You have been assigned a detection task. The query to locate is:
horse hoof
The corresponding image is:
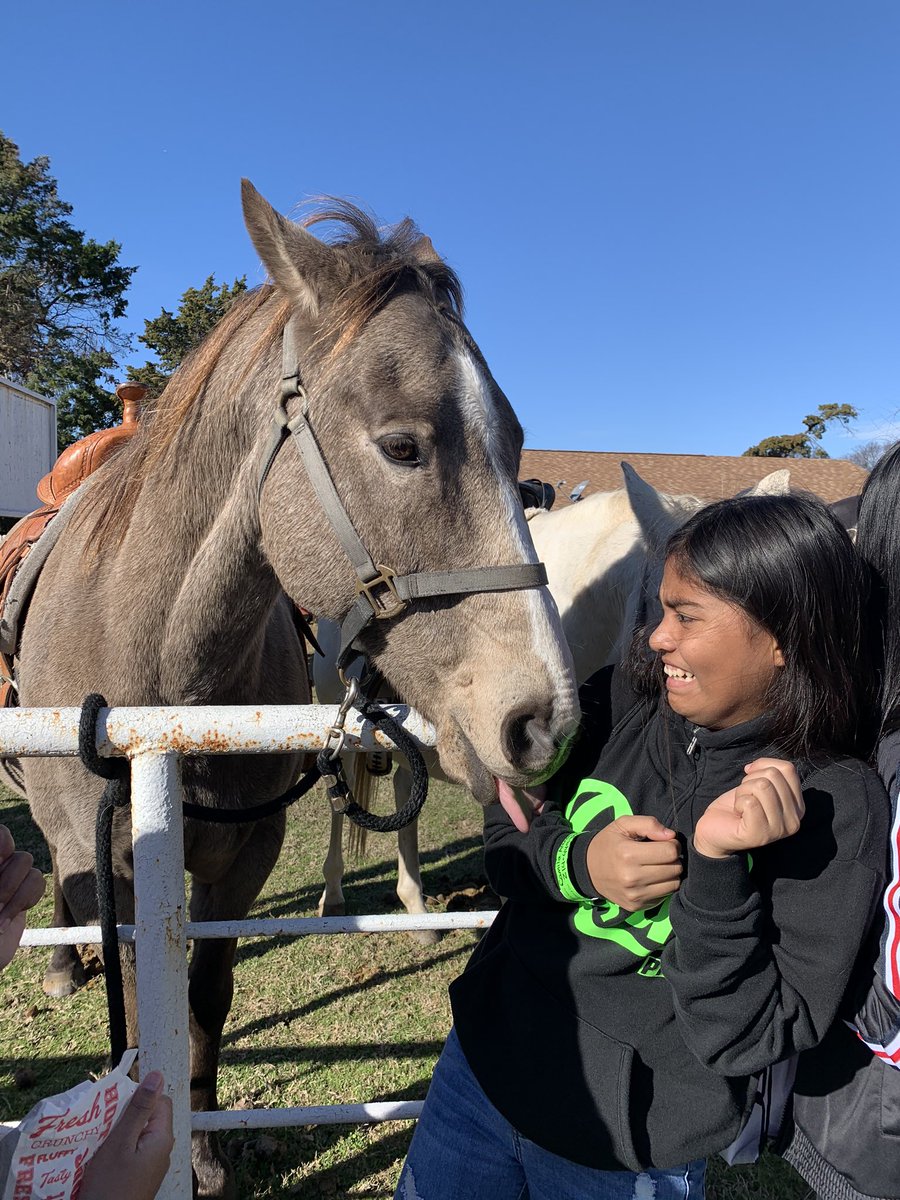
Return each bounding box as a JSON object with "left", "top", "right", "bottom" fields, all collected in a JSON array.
[
  {"left": 317, "top": 901, "right": 346, "bottom": 917},
  {"left": 408, "top": 927, "right": 443, "bottom": 948},
  {"left": 192, "top": 1132, "right": 236, "bottom": 1200},
  {"left": 42, "top": 963, "right": 85, "bottom": 998}
]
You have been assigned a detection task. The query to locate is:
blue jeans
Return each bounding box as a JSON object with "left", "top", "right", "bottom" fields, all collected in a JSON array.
[{"left": 395, "top": 1028, "right": 706, "bottom": 1200}]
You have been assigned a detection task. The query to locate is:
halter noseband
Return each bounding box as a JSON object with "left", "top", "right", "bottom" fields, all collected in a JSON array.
[{"left": 257, "top": 324, "right": 548, "bottom": 669}]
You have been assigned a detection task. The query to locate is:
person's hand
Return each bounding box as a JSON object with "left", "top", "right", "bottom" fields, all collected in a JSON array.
[
  {"left": 80, "top": 1071, "right": 174, "bottom": 1200},
  {"left": 586, "top": 816, "right": 682, "bottom": 911},
  {"left": 693, "top": 758, "right": 804, "bottom": 859},
  {"left": 0, "top": 824, "right": 46, "bottom": 969}
]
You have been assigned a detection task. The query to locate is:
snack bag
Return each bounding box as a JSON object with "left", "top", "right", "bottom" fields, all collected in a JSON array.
[{"left": 1, "top": 1050, "right": 138, "bottom": 1199}]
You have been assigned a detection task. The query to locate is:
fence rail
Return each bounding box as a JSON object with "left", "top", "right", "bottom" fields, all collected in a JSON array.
[{"left": 1, "top": 704, "right": 496, "bottom": 1200}]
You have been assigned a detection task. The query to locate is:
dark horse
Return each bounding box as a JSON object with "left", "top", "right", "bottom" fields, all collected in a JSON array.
[{"left": 15, "top": 182, "right": 579, "bottom": 1195}]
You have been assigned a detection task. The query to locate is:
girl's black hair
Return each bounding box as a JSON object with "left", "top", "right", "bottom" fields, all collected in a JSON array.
[
  {"left": 855, "top": 443, "right": 900, "bottom": 736},
  {"left": 631, "top": 492, "right": 876, "bottom": 759}
]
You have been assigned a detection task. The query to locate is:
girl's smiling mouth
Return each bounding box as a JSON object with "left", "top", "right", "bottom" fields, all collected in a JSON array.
[{"left": 663, "top": 662, "right": 695, "bottom": 684}]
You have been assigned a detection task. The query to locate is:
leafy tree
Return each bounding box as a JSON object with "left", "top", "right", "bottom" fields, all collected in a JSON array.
[
  {"left": 742, "top": 404, "right": 858, "bottom": 458},
  {"left": 128, "top": 275, "right": 247, "bottom": 396},
  {"left": 0, "top": 131, "right": 135, "bottom": 448},
  {"left": 843, "top": 438, "right": 894, "bottom": 470}
]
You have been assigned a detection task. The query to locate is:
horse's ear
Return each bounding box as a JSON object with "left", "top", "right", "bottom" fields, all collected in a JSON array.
[
  {"left": 411, "top": 234, "right": 442, "bottom": 265},
  {"left": 622, "top": 462, "right": 664, "bottom": 529},
  {"left": 621, "top": 462, "right": 680, "bottom": 555},
  {"left": 241, "top": 180, "right": 336, "bottom": 317},
  {"left": 740, "top": 469, "right": 791, "bottom": 496}
]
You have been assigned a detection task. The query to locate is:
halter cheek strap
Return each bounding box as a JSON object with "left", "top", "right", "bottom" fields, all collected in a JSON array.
[{"left": 258, "top": 324, "right": 548, "bottom": 669}]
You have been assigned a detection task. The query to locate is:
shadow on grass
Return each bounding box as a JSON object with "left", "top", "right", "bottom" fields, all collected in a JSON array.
[
  {"left": 227, "top": 1117, "right": 418, "bottom": 1199},
  {"left": 225, "top": 1071, "right": 448, "bottom": 1198},
  {"left": 226, "top": 943, "right": 470, "bottom": 1043},
  {"left": 296, "top": 1126, "right": 414, "bottom": 1199},
  {"left": 0, "top": 1053, "right": 108, "bottom": 1120},
  {"left": 220, "top": 1040, "right": 444, "bottom": 1073},
  {"left": 252, "top": 834, "right": 486, "bottom": 923}
]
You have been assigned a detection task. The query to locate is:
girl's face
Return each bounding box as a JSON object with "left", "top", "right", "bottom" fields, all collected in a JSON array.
[{"left": 648, "top": 560, "right": 784, "bottom": 730}]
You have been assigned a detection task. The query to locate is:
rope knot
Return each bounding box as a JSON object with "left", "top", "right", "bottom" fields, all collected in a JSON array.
[{"left": 78, "top": 693, "right": 128, "bottom": 787}]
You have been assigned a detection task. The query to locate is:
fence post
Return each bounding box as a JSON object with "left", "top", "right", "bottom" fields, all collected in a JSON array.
[{"left": 131, "top": 750, "right": 192, "bottom": 1200}]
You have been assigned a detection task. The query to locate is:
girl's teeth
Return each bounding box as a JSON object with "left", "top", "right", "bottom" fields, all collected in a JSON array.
[{"left": 665, "top": 665, "right": 695, "bottom": 681}]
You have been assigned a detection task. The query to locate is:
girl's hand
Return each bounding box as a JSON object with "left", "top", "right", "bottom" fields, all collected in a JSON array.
[
  {"left": 587, "top": 816, "right": 682, "bottom": 911},
  {"left": 693, "top": 759, "right": 804, "bottom": 859},
  {"left": 0, "top": 825, "right": 46, "bottom": 969},
  {"left": 80, "top": 1071, "right": 174, "bottom": 1200}
]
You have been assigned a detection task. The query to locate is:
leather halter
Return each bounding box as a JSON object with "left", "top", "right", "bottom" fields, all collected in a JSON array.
[{"left": 257, "top": 324, "right": 548, "bottom": 669}]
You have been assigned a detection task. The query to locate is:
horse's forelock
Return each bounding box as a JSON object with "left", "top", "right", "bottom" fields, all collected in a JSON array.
[{"left": 299, "top": 198, "right": 463, "bottom": 358}]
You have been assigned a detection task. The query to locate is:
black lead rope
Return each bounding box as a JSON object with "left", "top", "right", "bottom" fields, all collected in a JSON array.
[
  {"left": 78, "top": 691, "right": 429, "bottom": 1059},
  {"left": 319, "top": 698, "right": 429, "bottom": 833},
  {"left": 181, "top": 767, "right": 323, "bottom": 822},
  {"left": 78, "top": 693, "right": 130, "bottom": 1067}
]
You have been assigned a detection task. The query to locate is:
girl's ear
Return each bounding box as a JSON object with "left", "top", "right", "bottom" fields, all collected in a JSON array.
[{"left": 773, "top": 643, "right": 785, "bottom": 667}]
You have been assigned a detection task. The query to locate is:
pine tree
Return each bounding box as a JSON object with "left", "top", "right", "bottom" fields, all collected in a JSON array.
[
  {"left": 0, "top": 131, "right": 135, "bottom": 448},
  {"left": 128, "top": 275, "right": 247, "bottom": 396},
  {"left": 743, "top": 404, "right": 858, "bottom": 458}
]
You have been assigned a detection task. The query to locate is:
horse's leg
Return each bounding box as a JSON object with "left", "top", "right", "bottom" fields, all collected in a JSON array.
[
  {"left": 42, "top": 861, "right": 86, "bottom": 998},
  {"left": 393, "top": 764, "right": 441, "bottom": 947},
  {"left": 186, "top": 818, "right": 284, "bottom": 1200},
  {"left": 317, "top": 810, "right": 346, "bottom": 917},
  {"left": 187, "top": 924, "right": 238, "bottom": 1200}
]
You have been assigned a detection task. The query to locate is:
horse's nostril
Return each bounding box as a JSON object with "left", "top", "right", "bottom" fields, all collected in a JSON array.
[
  {"left": 501, "top": 704, "right": 555, "bottom": 770},
  {"left": 503, "top": 712, "right": 533, "bottom": 765}
]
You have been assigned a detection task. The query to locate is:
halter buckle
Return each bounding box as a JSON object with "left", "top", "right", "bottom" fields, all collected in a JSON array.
[{"left": 357, "top": 565, "right": 407, "bottom": 620}]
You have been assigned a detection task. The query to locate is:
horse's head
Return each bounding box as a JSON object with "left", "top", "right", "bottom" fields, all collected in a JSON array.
[{"left": 243, "top": 184, "right": 578, "bottom": 801}]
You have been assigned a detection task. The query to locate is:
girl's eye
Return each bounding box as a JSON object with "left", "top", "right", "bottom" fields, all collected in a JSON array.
[
  {"left": 379, "top": 435, "right": 421, "bottom": 466},
  {"left": 675, "top": 612, "right": 694, "bottom": 624}
]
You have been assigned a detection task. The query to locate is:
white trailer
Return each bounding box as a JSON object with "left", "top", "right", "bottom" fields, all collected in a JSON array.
[{"left": 0, "top": 376, "right": 57, "bottom": 521}]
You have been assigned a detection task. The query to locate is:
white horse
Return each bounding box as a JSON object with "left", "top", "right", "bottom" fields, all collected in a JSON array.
[{"left": 314, "top": 464, "right": 791, "bottom": 940}]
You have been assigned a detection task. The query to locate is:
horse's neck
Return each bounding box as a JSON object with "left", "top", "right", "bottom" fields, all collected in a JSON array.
[
  {"left": 532, "top": 491, "right": 634, "bottom": 605},
  {"left": 531, "top": 495, "right": 647, "bottom": 682},
  {"left": 158, "top": 461, "right": 283, "bottom": 702},
  {"left": 119, "top": 397, "right": 286, "bottom": 703}
]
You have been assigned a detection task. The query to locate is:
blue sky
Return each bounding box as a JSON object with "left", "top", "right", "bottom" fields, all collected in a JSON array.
[{"left": 4, "top": 1, "right": 898, "bottom": 456}]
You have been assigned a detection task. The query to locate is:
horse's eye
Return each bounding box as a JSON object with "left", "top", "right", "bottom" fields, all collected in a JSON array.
[{"left": 379, "top": 435, "right": 421, "bottom": 466}]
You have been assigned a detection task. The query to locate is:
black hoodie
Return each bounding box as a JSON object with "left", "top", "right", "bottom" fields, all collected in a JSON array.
[{"left": 450, "top": 670, "right": 889, "bottom": 1171}]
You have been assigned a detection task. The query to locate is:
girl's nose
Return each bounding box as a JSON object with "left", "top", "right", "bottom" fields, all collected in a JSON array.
[{"left": 648, "top": 619, "right": 672, "bottom": 653}]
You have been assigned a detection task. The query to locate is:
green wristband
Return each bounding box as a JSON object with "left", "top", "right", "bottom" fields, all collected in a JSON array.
[{"left": 554, "top": 832, "right": 587, "bottom": 902}]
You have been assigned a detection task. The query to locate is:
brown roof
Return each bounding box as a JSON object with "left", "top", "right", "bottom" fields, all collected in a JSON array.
[{"left": 520, "top": 449, "right": 868, "bottom": 507}]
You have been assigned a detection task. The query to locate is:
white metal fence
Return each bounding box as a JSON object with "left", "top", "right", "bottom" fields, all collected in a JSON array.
[{"left": 1, "top": 703, "right": 498, "bottom": 1200}]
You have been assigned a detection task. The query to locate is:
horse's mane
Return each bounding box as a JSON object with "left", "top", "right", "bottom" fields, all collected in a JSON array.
[{"left": 80, "top": 200, "right": 463, "bottom": 558}]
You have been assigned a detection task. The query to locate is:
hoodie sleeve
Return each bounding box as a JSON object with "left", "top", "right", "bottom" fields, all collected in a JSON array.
[
  {"left": 483, "top": 798, "right": 601, "bottom": 903},
  {"left": 663, "top": 760, "right": 889, "bottom": 1076}
]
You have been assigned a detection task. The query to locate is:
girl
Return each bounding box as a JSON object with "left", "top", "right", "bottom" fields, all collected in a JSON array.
[
  {"left": 783, "top": 449, "right": 900, "bottom": 1200},
  {"left": 395, "top": 493, "right": 889, "bottom": 1200}
]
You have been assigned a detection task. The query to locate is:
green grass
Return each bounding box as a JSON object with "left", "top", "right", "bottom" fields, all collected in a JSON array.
[{"left": 0, "top": 778, "right": 811, "bottom": 1199}]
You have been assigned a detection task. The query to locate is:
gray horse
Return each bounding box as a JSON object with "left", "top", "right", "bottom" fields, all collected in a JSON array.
[{"left": 15, "top": 183, "right": 578, "bottom": 1197}]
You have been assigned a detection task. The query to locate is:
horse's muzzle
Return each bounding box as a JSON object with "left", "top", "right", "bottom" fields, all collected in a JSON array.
[{"left": 501, "top": 703, "right": 577, "bottom": 777}]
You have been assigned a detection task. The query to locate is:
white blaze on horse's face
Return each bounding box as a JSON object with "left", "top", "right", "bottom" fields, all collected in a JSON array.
[
  {"left": 422, "top": 348, "right": 579, "bottom": 799},
  {"left": 456, "top": 348, "right": 575, "bottom": 695}
]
